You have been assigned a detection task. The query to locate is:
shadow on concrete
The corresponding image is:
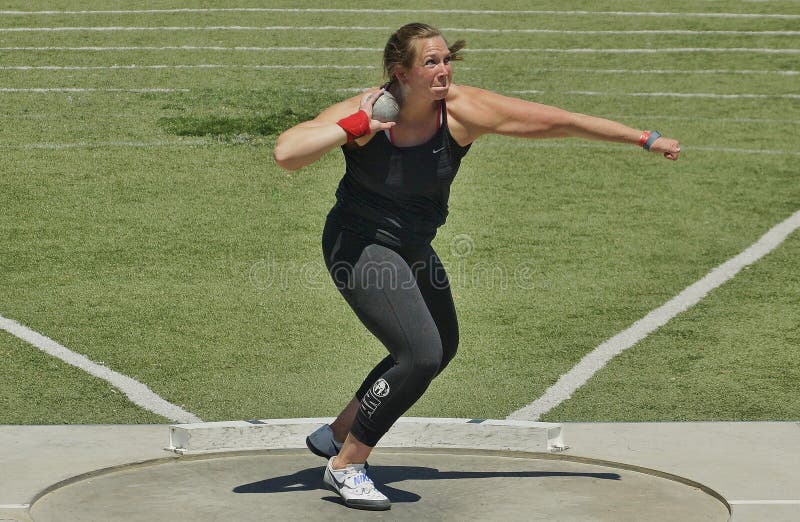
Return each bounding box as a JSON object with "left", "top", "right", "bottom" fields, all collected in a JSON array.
[{"left": 233, "top": 465, "right": 621, "bottom": 504}]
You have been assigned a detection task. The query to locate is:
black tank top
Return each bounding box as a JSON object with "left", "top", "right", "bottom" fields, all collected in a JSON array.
[{"left": 331, "top": 101, "right": 471, "bottom": 246}]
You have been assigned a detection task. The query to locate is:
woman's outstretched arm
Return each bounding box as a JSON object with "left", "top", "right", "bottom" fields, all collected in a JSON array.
[{"left": 450, "top": 85, "right": 681, "bottom": 160}]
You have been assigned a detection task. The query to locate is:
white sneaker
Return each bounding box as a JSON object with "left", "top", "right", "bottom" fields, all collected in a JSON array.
[
  {"left": 323, "top": 457, "right": 390, "bottom": 511},
  {"left": 306, "top": 424, "right": 342, "bottom": 459}
]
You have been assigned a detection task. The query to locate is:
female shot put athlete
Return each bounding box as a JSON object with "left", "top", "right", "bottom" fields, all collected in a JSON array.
[{"left": 274, "top": 23, "right": 680, "bottom": 510}]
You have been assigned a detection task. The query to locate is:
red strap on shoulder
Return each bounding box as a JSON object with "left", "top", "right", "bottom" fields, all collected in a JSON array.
[{"left": 337, "top": 110, "right": 370, "bottom": 142}]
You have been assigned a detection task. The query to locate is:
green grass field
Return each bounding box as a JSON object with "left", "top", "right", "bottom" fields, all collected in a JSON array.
[{"left": 1, "top": 1, "right": 798, "bottom": 425}]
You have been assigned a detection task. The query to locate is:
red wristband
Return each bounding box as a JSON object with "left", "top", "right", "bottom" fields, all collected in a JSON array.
[
  {"left": 337, "top": 110, "right": 370, "bottom": 142},
  {"left": 639, "top": 131, "right": 651, "bottom": 148}
]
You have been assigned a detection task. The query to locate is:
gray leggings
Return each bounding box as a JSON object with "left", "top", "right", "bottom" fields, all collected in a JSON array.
[{"left": 322, "top": 215, "right": 459, "bottom": 447}]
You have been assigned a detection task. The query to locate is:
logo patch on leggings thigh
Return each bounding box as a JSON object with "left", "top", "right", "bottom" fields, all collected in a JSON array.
[{"left": 360, "top": 379, "right": 390, "bottom": 418}]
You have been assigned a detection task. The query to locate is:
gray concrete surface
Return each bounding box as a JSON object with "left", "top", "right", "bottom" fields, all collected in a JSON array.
[
  {"left": 28, "top": 450, "right": 728, "bottom": 521},
  {"left": 564, "top": 422, "right": 800, "bottom": 522},
  {"left": 0, "top": 421, "right": 797, "bottom": 521}
]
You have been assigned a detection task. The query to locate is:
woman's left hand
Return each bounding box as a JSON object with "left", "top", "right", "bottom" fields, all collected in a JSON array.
[
  {"left": 360, "top": 89, "right": 396, "bottom": 126},
  {"left": 650, "top": 137, "right": 681, "bottom": 161}
]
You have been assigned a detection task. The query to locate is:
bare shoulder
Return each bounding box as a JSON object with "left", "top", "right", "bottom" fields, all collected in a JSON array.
[
  {"left": 446, "top": 84, "right": 500, "bottom": 113},
  {"left": 444, "top": 85, "right": 483, "bottom": 144},
  {"left": 447, "top": 83, "right": 569, "bottom": 141},
  {"left": 446, "top": 84, "right": 518, "bottom": 143}
]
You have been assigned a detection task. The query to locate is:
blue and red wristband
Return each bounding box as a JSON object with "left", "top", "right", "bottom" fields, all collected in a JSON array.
[{"left": 639, "top": 130, "right": 661, "bottom": 151}]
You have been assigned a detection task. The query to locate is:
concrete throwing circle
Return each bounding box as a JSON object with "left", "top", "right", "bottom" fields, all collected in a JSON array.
[{"left": 31, "top": 449, "right": 729, "bottom": 521}]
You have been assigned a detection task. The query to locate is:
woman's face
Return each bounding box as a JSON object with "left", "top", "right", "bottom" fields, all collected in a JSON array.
[{"left": 402, "top": 36, "right": 453, "bottom": 100}]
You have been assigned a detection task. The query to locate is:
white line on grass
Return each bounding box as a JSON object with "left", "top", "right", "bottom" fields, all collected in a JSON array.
[
  {"left": 3, "top": 140, "right": 798, "bottom": 157},
  {"left": 0, "top": 140, "right": 209, "bottom": 149},
  {"left": 2, "top": 65, "right": 793, "bottom": 76},
  {"left": 0, "top": 25, "right": 391, "bottom": 32},
  {"left": 4, "top": 46, "right": 798, "bottom": 54},
  {"left": 23, "top": 113, "right": 796, "bottom": 128},
  {"left": 612, "top": 113, "right": 800, "bottom": 124},
  {"left": 0, "top": 64, "right": 375, "bottom": 71},
  {"left": 632, "top": 115, "right": 800, "bottom": 124},
  {"left": 451, "top": 28, "right": 800, "bottom": 35},
  {"left": 3, "top": 26, "right": 800, "bottom": 36},
  {"left": 505, "top": 141, "right": 800, "bottom": 156},
  {"left": 468, "top": 47, "right": 800, "bottom": 54},
  {"left": 684, "top": 145, "right": 800, "bottom": 155},
  {"left": 512, "top": 90, "right": 800, "bottom": 99},
  {"left": 452, "top": 28, "right": 800, "bottom": 36},
  {"left": 0, "top": 88, "right": 187, "bottom": 93},
  {"left": 313, "top": 86, "right": 800, "bottom": 103},
  {"left": 539, "top": 68, "right": 799, "bottom": 76},
  {"left": 8, "top": 86, "right": 786, "bottom": 103},
  {"left": 507, "top": 209, "right": 800, "bottom": 421},
  {"left": 0, "top": 315, "right": 202, "bottom": 423},
  {"left": 0, "top": 46, "right": 381, "bottom": 52},
  {"left": 1, "top": 8, "right": 798, "bottom": 19},
  {"left": 4, "top": 86, "right": 794, "bottom": 102}
]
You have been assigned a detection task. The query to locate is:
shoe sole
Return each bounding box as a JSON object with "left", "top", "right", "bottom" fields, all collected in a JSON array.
[
  {"left": 305, "top": 436, "right": 334, "bottom": 459},
  {"left": 322, "top": 471, "right": 391, "bottom": 511}
]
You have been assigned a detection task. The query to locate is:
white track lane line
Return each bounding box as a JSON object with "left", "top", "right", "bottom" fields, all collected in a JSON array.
[
  {"left": 2, "top": 26, "right": 799, "bottom": 36},
  {"left": 1, "top": 141, "right": 798, "bottom": 156},
  {"left": 0, "top": 8, "right": 798, "bottom": 19},
  {"left": 539, "top": 68, "right": 799, "bottom": 76},
  {"left": 2, "top": 86, "right": 795, "bottom": 102},
  {"left": 6, "top": 45, "right": 800, "bottom": 54},
  {"left": 0, "top": 88, "right": 187, "bottom": 93},
  {"left": 0, "top": 65, "right": 374, "bottom": 71},
  {"left": 0, "top": 315, "right": 202, "bottom": 424},
  {"left": 504, "top": 141, "right": 800, "bottom": 156},
  {"left": 0, "top": 140, "right": 209, "bottom": 149},
  {"left": 468, "top": 48, "right": 800, "bottom": 54},
  {"left": 0, "top": 25, "right": 392, "bottom": 32},
  {"left": 0, "top": 65, "right": 795, "bottom": 76},
  {"left": 507, "top": 209, "right": 800, "bottom": 421},
  {"left": 0, "top": 46, "right": 382, "bottom": 52},
  {"left": 3, "top": 46, "right": 798, "bottom": 54},
  {"left": 512, "top": 90, "right": 800, "bottom": 99}
]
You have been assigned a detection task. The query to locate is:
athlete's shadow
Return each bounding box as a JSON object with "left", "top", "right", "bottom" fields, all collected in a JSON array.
[{"left": 233, "top": 465, "right": 621, "bottom": 505}]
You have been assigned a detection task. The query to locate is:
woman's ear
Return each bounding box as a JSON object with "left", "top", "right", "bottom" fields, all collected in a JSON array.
[{"left": 394, "top": 68, "right": 408, "bottom": 84}]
